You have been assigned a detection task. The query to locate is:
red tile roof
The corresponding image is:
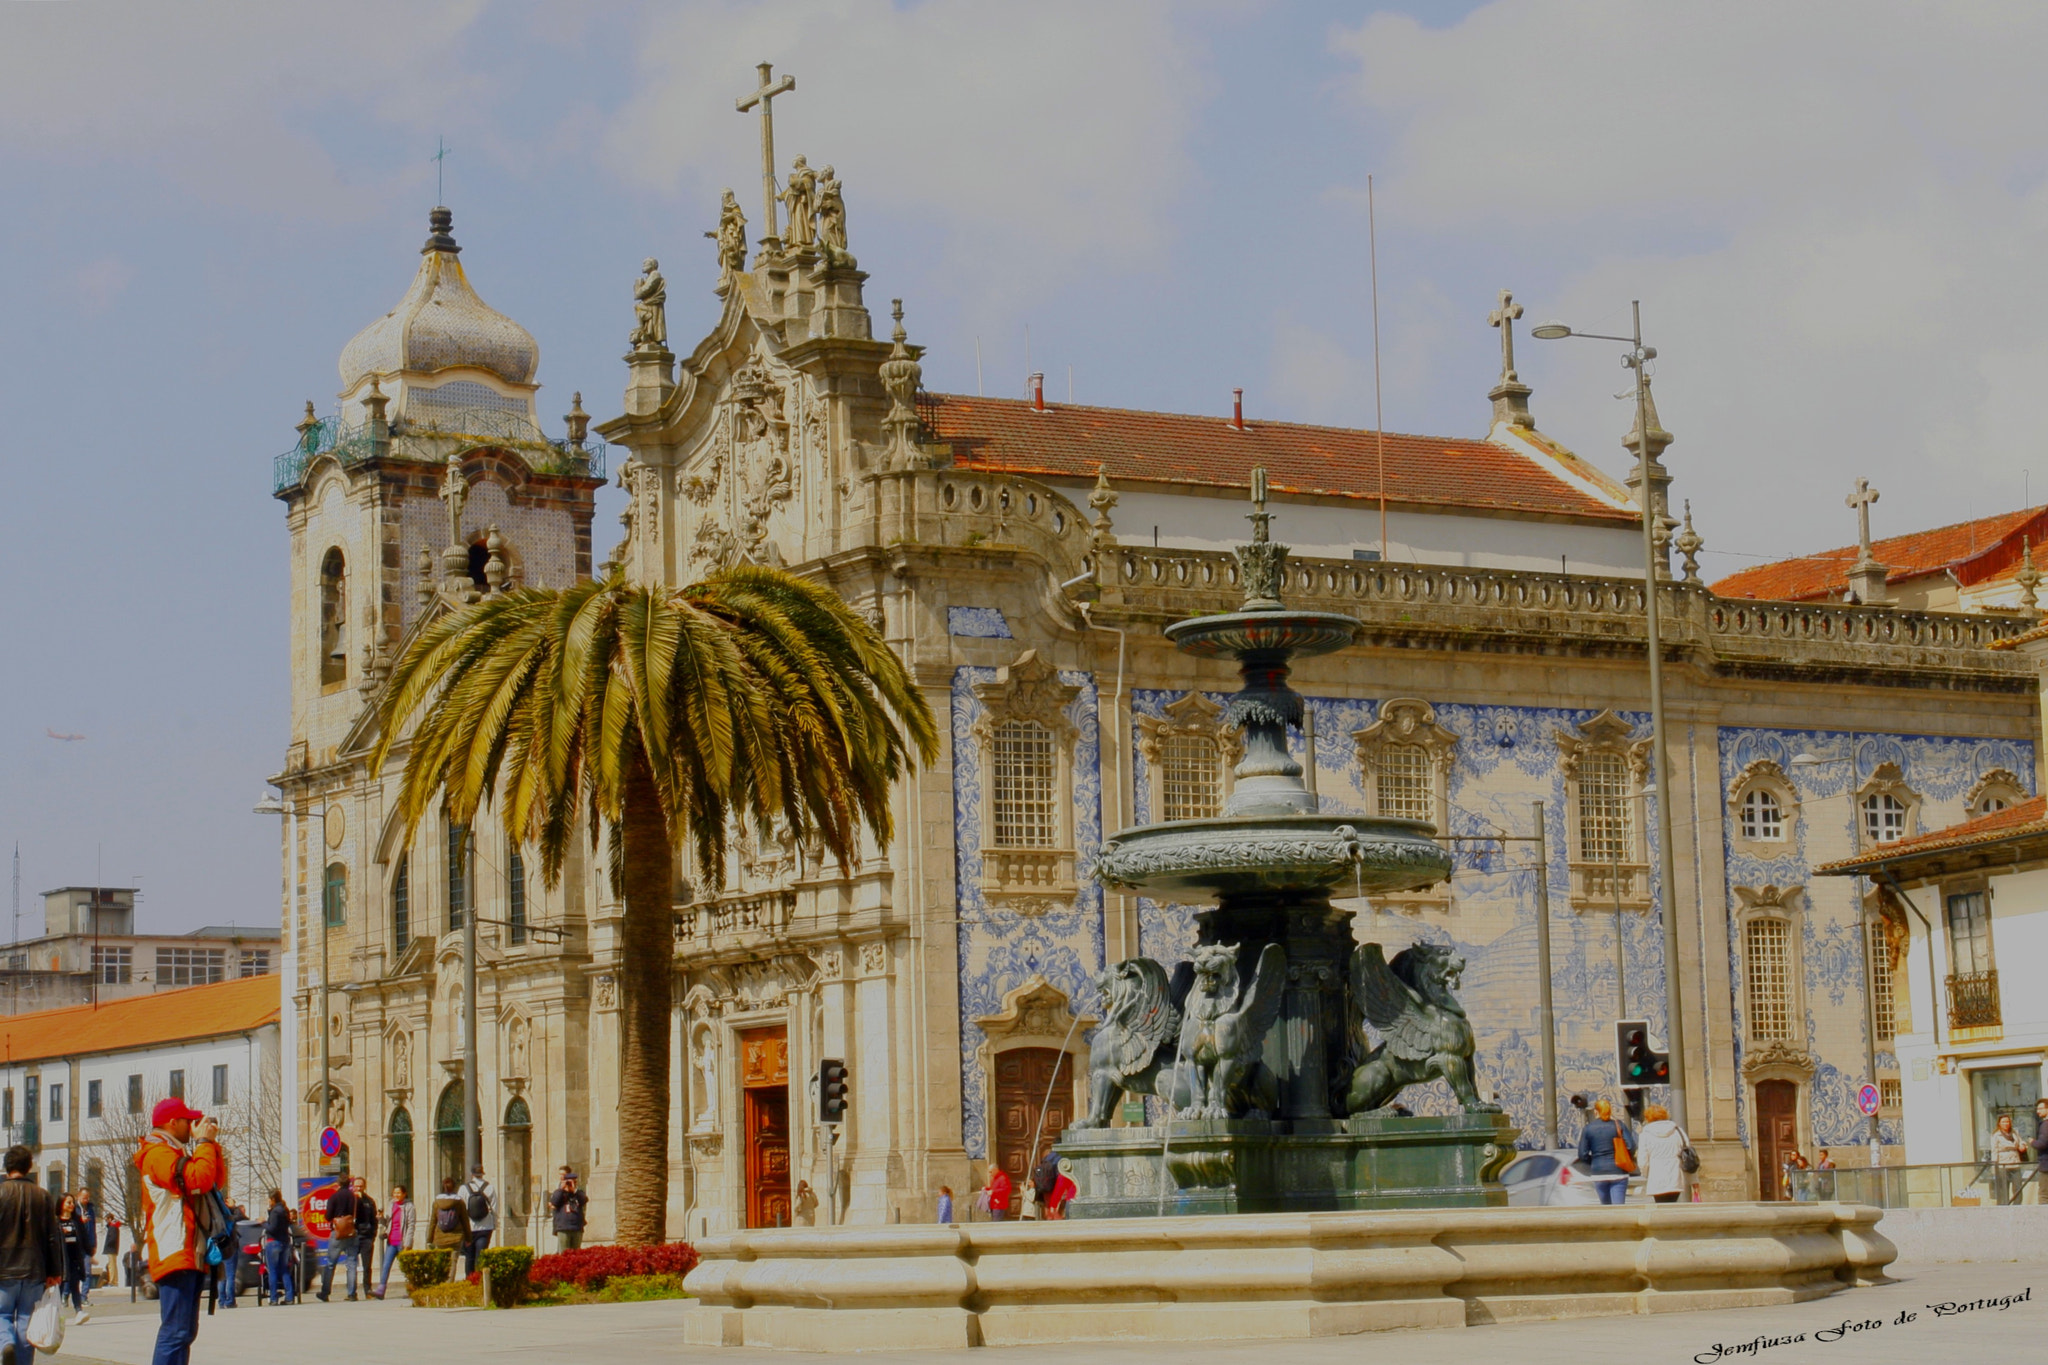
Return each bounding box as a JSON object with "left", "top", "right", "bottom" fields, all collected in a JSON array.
[
  {"left": 1815, "top": 794, "right": 2048, "bottom": 875},
  {"left": 1710, "top": 507, "right": 2048, "bottom": 602},
  {"left": 0, "top": 975, "right": 279, "bottom": 1066},
  {"left": 917, "top": 394, "right": 1637, "bottom": 523}
]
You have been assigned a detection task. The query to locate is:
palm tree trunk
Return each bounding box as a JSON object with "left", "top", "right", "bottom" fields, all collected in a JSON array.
[{"left": 614, "top": 754, "right": 675, "bottom": 1245}]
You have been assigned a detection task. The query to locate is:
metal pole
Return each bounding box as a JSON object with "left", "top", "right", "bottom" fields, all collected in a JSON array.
[
  {"left": 462, "top": 829, "right": 479, "bottom": 1176},
  {"left": 1633, "top": 300, "right": 1689, "bottom": 1131},
  {"left": 320, "top": 835, "right": 331, "bottom": 1139},
  {"left": 824, "top": 1124, "right": 836, "bottom": 1228},
  {"left": 1532, "top": 801, "right": 1558, "bottom": 1148},
  {"left": 1611, "top": 840, "right": 1626, "bottom": 1019}
]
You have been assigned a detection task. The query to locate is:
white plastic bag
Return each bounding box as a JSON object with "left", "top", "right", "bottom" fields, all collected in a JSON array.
[{"left": 26, "top": 1294, "right": 64, "bottom": 1353}]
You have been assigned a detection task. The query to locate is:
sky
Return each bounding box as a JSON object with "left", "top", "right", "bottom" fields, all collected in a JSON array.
[{"left": 2, "top": 1, "right": 2044, "bottom": 933}]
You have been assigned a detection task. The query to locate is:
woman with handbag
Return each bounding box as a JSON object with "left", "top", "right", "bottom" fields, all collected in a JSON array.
[
  {"left": 1637, "top": 1103, "right": 1698, "bottom": 1203},
  {"left": 1575, "top": 1098, "right": 1636, "bottom": 1204}
]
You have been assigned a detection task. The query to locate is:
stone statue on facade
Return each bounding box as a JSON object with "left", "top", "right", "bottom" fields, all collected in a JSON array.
[
  {"left": 692, "top": 1030, "right": 719, "bottom": 1131},
  {"left": 631, "top": 257, "right": 668, "bottom": 351},
  {"left": 1071, "top": 957, "right": 1191, "bottom": 1128},
  {"left": 1344, "top": 942, "right": 1500, "bottom": 1114},
  {"left": 706, "top": 190, "right": 748, "bottom": 277},
  {"left": 781, "top": 155, "right": 818, "bottom": 251},
  {"left": 1178, "top": 942, "right": 1286, "bottom": 1119},
  {"left": 814, "top": 164, "right": 851, "bottom": 264}
]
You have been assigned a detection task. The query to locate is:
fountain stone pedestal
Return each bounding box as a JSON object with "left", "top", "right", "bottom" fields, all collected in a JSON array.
[{"left": 1060, "top": 470, "right": 1516, "bottom": 1216}]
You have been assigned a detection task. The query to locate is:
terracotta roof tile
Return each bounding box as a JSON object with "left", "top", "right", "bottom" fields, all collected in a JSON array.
[
  {"left": 917, "top": 394, "right": 1637, "bottom": 523},
  {"left": 1814, "top": 794, "right": 2048, "bottom": 874},
  {"left": 0, "top": 975, "right": 278, "bottom": 1066},
  {"left": 1710, "top": 507, "right": 2048, "bottom": 602}
]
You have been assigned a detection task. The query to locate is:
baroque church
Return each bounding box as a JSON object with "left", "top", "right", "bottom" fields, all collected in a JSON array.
[{"left": 272, "top": 124, "right": 2042, "bottom": 1239}]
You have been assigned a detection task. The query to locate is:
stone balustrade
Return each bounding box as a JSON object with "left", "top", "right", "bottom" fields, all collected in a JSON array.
[{"left": 672, "top": 889, "right": 796, "bottom": 952}]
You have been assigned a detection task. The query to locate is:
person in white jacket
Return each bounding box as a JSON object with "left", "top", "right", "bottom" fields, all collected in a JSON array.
[{"left": 1636, "top": 1104, "right": 1693, "bottom": 1203}]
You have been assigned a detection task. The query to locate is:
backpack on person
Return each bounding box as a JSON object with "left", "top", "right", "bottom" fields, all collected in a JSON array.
[
  {"left": 465, "top": 1183, "right": 491, "bottom": 1222},
  {"left": 436, "top": 1203, "right": 462, "bottom": 1234}
]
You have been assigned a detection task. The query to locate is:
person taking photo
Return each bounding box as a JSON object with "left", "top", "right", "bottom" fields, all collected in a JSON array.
[{"left": 134, "top": 1098, "right": 223, "bottom": 1365}]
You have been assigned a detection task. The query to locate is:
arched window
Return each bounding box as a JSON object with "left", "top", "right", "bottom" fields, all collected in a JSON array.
[
  {"left": 501, "top": 1096, "right": 532, "bottom": 1227},
  {"left": 990, "top": 721, "right": 1058, "bottom": 848},
  {"left": 323, "top": 863, "right": 347, "bottom": 929},
  {"left": 507, "top": 847, "right": 527, "bottom": 946},
  {"left": 1744, "top": 917, "right": 1793, "bottom": 1041},
  {"left": 1740, "top": 788, "right": 1785, "bottom": 842},
  {"left": 389, "top": 1106, "right": 414, "bottom": 1200},
  {"left": 466, "top": 540, "right": 491, "bottom": 590},
  {"left": 391, "top": 858, "right": 410, "bottom": 948},
  {"left": 1862, "top": 793, "right": 1908, "bottom": 844},
  {"left": 318, "top": 548, "right": 348, "bottom": 687},
  {"left": 434, "top": 1082, "right": 466, "bottom": 1188}
]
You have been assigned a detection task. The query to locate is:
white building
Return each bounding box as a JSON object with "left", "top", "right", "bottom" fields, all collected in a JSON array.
[{"left": 0, "top": 975, "right": 283, "bottom": 1223}]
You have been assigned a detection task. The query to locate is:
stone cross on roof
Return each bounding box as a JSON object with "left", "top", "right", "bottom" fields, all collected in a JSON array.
[
  {"left": 1489, "top": 289, "right": 1525, "bottom": 384},
  {"left": 736, "top": 62, "right": 795, "bottom": 249},
  {"left": 1847, "top": 478, "right": 1880, "bottom": 563}
]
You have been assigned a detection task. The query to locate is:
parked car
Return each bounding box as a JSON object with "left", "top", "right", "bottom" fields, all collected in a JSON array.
[
  {"left": 235, "top": 1218, "right": 265, "bottom": 1295},
  {"left": 1499, "top": 1148, "right": 1642, "bottom": 1205}
]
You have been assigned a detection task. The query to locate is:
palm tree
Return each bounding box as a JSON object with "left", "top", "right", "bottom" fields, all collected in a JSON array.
[{"left": 372, "top": 566, "right": 937, "bottom": 1244}]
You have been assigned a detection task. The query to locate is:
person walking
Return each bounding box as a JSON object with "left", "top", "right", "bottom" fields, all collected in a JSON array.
[
  {"left": 374, "top": 1185, "right": 412, "bottom": 1300},
  {"left": 0, "top": 1144, "right": 62, "bottom": 1365},
  {"left": 260, "top": 1190, "right": 293, "bottom": 1305},
  {"left": 56, "top": 1194, "right": 90, "bottom": 1322},
  {"left": 73, "top": 1188, "right": 97, "bottom": 1301},
  {"left": 349, "top": 1180, "right": 378, "bottom": 1296},
  {"left": 458, "top": 1166, "right": 496, "bottom": 1277},
  {"left": 318, "top": 1176, "right": 362, "bottom": 1301},
  {"left": 134, "top": 1097, "right": 224, "bottom": 1365},
  {"left": 1575, "top": 1098, "right": 1635, "bottom": 1205},
  {"left": 1030, "top": 1149, "right": 1059, "bottom": 1221},
  {"left": 428, "top": 1177, "right": 470, "bottom": 1257},
  {"left": 792, "top": 1180, "right": 817, "bottom": 1228},
  {"left": 1635, "top": 1104, "right": 1693, "bottom": 1204},
  {"left": 99, "top": 1216, "right": 121, "bottom": 1294},
  {"left": 935, "top": 1186, "right": 954, "bottom": 1225},
  {"left": 547, "top": 1171, "right": 587, "bottom": 1252},
  {"left": 982, "top": 1166, "right": 1011, "bottom": 1222}
]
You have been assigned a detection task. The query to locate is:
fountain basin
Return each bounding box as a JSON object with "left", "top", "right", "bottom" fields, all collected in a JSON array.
[
  {"left": 1164, "top": 609, "right": 1361, "bottom": 659},
  {"left": 1095, "top": 814, "right": 1452, "bottom": 903}
]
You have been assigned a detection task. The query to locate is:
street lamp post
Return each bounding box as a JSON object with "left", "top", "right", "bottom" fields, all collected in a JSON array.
[
  {"left": 1533, "top": 305, "right": 1689, "bottom": 1130},
  {"left": 256, "top": 792, "right": 324, "bottom": 1180}
]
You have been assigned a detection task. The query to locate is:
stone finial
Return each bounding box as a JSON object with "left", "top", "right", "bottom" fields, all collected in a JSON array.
[
  {"left": 1845, "top": 477, "right": 1890, "bottom": 605},
  {"left": 879, "top": 299, "right": 926, "bottom": 469},
  {"left": 484, "top": 525, "right": 509, "bottom": 591},
  {"left": 363, "top": 375, "right": 389, "bottom": 425},
  {"left": 565, "top": 392, "right": 590, "bottom": 446},
  {"left": 2017, "top": 536, "right": 2041, "bottom": 614},
  {"left": 1624, "top": 376, "right": 1676, "bottom": 578},
  {"left": 1235, "top": 466, "right": 1290, "bottom": 611},
  {"left": 1088, "top": 467, "right": 1118, "bottom": 540},
  {"left": 1488, "top": 289, "right": 1535, "bottom": 428},
  {"left": 422, "top": 206, "right": 460, "bottom": 256},
  {"left": 1675, "top": 499, "right": 1704, "bottom": 586},
  {"left": 415, "top": 549, "right": 435, "bottom": 608},
  {"left": 297, "top": 401, "right": 320, "bottom": 448}
]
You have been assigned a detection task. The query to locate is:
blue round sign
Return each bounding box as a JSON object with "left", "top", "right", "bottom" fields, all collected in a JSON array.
[
  {"left": 1857, "top": 1084, "right": 1881, "bottom": 1116},
  {"left": 319, "top": 1126, "right": 342, "bottom": 1157}
]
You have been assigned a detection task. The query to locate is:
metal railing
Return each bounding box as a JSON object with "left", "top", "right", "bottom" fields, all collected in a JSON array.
[
  {"left": 1946, "top": 969, "right": 2002, "bottom": 1030},
  {"left": 0, "top": 1121, "right": 36, "bottom": 1150},
  {"left": 1787, "top": 1160, "right": 2039, "bottom": 1207},
  {"left": 273, "top": 410, "right": 607, "bottom": 494}
]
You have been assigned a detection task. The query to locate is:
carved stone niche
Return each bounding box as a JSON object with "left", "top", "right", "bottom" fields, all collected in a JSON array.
[
  {"left": 972, "top": 651, "right": 1082, "bottom": 916},
  {"left": 1353, "top": 699, "right": 1459, "bottom": 913},
  {"left": 1556, "top": 710, "right": 1653, "bottom": 911},
  {"left": 973, "top": 975, "right": 1098, "bottom": 1140},
  {"left": 1136, "top": 692, "right": 1241, "bottom": 823}
]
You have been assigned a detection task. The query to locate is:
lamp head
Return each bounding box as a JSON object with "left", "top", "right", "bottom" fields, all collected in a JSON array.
[
  {"left": 1789, "top": 752, "right": 1822, "bottom": 768},
  {"left": 1530, "top": 322, "right": 1573, "bottom": 340}
]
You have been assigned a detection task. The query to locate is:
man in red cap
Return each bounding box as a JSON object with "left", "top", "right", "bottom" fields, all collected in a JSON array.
[{"left": 134, "top": 1098, "right": 222, "bottom": 1365}]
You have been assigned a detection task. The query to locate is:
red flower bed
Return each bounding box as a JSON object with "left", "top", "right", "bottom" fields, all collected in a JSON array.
[{"left": 526, "top": 1241, "right": 699, "bottom": 1290}]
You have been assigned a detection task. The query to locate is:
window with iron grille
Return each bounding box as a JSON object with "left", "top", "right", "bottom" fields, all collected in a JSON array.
[
  {"left": 1577, "top": 750, "right": 1631, "bottom": 863},
  {"left": 1945, "top": 890, "right": 1993, "bottom": 975},
  {"left": 1863, "top": 793, "right": 1908, "bottom": 844},
  {"left": 1160, "top": 733, "right": 1222, "bottom": 822},
  {"left": 238, "top": 949, "right": 270, "bottom": 978},
  {"left": 392, "top": 857, "right": 410, "bottom": 948},
  {"left": 1376, "top": 743, "right": 1434, "bottom": 822},
  {"left": 156, "top": 948, "right": 225, "bottom": 987},
  {"left": 1744, "top": 917, "right": 1793, "bottom": 1041},
  {"left": 1879, "top": 1078, "right": 1902, "bottom": 1112},
  {"left": 508, "top": 848, "right": 528, "bottom": 946},
  {"left": 92, "top": 946, "right": 132, "bottom": 985},
  {"left": 1740, "top": 788, "right": 1785, "bottom": 841},
  {"left": 1867, "top": 918, "right": 1896, "bottom": 1040},
  {"left": 990, "top": 721, "right": 1058, "bottom": 848}
]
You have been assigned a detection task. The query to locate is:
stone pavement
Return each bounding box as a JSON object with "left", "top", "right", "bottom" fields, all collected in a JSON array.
[{"left": 44, "top": 1259, "right": 2046, "bottom": 1365}]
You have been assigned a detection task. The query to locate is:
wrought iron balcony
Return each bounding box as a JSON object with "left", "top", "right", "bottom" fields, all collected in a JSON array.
[
  {"left": 1, "top": 1120, "right": 38, "bottom": 1150},
  {"left": 1946, "top": 969, "right": 2001, "bottom": 1030},
  {"left": 273, "top": 409, "right": 607, "bottom": 494}
]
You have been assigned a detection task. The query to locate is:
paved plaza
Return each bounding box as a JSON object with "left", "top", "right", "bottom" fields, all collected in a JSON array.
[{"left": 40, "top": 1258, "right": 2044, "bottom": 1365}]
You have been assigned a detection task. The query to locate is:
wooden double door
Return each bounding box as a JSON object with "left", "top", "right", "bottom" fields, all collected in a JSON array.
[
  {"left": 994, "top": 1047, "right": 1074, "bottom": 1192},
  {"left": 741, "top": 1026, "right": 792, "bottom": 1229}
]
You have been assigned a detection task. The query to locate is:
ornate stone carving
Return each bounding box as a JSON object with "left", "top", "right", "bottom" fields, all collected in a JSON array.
[
  {"left": 815, "top": 164, "right": 851, "bottom": 265},
  {"left": 1071, "top": 957, "right": 1187, "bottom": 1128},
  {"left": 706, "top": 190, "right": 748, "bottom": 278},
  {"left": 389, "top": 1030, "right": 413, "bottom": 1095},
  {"left": 1178, "top": 943, "right": 1285, "bottom": 1119},
  {"left": 1233, "top": 468, "right": 1289, "bottom": 612},
  {"left": 691, "top": 1024, "right": 720, "bottom": 1132},
  {"left": 878, "top": 300, "right": 925, "bottom": 469},
  {"left": 1344, "top": 942, "right": 1497, "bottom": 1114},
  {"left": 505, "top": 1016, "right": 530, "bottom": 1081},
  {"left": 594, "top": 975, "right": 617, "bottom": 1010},
  {"left": 1966, "top": 768, "right": 2028, "bottom": 816},
  {"left": 631, "top": 258, "right": 668, "bottom": 351},
  {"left": 860, "top": 941, "right": 888, "bottom": 975},
  {"left": 970, "top": 650, "right": 1080, "bottom": 747},
  {"left": 1740, "top": 1039, "right": 1817, "bottom": 1079},
  {"left": 781, "top": 155, "right": 817, "bottom": 250},
  {"left": 973, "top": 977, "right": 1097, "bottom": 1134},
  {"left": 1096, "top": 826, "right": 1446, "bottom": 892}
]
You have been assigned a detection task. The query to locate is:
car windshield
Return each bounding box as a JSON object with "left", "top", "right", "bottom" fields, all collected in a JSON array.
[{"left": 1504, "top": 1156, "right": 1558, "bottom": 1182}]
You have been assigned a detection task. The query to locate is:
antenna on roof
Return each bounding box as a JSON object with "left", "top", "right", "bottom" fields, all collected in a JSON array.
[{"left": 1368, "top": 173, "right": 1388, "bottom": 560}]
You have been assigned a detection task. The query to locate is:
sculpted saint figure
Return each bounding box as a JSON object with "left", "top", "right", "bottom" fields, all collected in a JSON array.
[
  {"left": 704, "top": 189, "right": 748, "bottom": 275},
  {"left": 781, "top": 155, "right": 818, "bottom": 250},
  {"left": 815, "top": 165, "right": 848, "bottom": 257},
  {"left": 631, "top": 257, "right": 667, "bottom": 350}
]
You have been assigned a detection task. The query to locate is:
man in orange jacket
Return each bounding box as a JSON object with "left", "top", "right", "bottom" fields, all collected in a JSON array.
[{"left": 134, "top": 1098, "right": 222, "bottom": 1365}]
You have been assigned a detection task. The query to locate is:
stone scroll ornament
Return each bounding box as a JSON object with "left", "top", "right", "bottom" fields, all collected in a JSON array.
[
  {"left": 1178, "top": 942, "right": 1287, "bottom": 1120},
  {"left": 1344, "top": 942, "right": 1501, "bottom": 1114},
  {"left": 1070, "top": 957, "right": 1192, "bottom": 1128}
]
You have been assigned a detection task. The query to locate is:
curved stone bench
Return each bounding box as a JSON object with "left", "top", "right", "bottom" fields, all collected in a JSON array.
[{"left": 681, "top": 1201, "right": 1896, "bottom": 1350}]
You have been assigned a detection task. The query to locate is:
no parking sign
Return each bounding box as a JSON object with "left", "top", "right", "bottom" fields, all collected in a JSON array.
[{"left": 1857, "top": 1084, "right": 1881, "bottom": 1116}]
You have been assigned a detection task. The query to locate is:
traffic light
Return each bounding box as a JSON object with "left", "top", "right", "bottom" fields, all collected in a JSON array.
[
  {"left": 1614, "top": 1019, "right": 1669, "bottom": 1088},
  {"left": 819, "top": 1058, "right": 850, "bottom": 1125}
]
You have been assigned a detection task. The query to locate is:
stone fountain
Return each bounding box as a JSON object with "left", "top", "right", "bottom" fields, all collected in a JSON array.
[{"left": 1059, "top": 469, "right": 1519, "bottom": 1215}]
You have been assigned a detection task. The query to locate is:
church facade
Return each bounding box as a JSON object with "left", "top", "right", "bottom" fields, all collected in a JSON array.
[{"left": 273, "top": 173, "right": 2041, "bottom": 1241}]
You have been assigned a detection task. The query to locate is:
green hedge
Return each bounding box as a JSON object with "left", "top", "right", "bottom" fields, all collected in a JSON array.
[
  {"left": 478, "top": 1245, "right": 535, "bottom": 1308},
  {"left": 397, "top": 1248, "right": 453, "bottom": 1289}
]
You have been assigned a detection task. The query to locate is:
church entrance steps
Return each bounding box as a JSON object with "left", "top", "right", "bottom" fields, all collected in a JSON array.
[{"left": 680, "top": 1201, "right": 1896, "bottom": 1350}]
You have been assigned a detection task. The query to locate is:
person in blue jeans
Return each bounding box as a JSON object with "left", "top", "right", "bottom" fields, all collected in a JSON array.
[
  {"left": 260, "top": 1190, "right": 294, "bottom": 1305},
  {"left": 0, "top": 1143, "right": 64, "bottom": 1365},
  {"left": 1576, "top": 1098, "right": 1636, "bottom": 1204}
]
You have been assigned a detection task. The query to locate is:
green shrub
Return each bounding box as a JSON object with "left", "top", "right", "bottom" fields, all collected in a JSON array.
[
  {"left": 477, "top": 1245, "right": 535, "bottom": 1307},
  {"left": 407, "top": 1280, "right": 481, "bottom": 1308},
  {"left": 397, "top": 1248, "right": 452, "bottom": 1290},
  {"left": 597, "top": 1274, "right": 690, "bottom": 1303}
]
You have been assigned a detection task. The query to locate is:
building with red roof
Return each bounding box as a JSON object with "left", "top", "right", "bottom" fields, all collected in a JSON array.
[{"left": 1712, "top": 506, "right": 2048, "bottom": 613}]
